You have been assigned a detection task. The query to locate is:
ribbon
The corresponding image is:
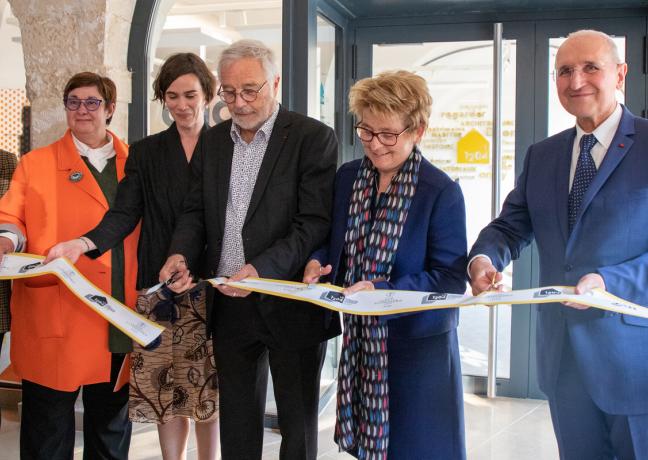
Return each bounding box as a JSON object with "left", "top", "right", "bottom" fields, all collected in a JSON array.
[
  {"left": 206, "top": 277, "right": 648, "bottom": 319},
  {"left": 0, "top": 254, "right": 164, "bottom": 346}
]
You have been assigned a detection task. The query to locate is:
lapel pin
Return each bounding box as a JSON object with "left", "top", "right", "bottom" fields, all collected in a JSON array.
[
  {"left": 69, "top": 171, "right": 83, "bottom": 182},
  {"left": 618, "top": 143, "right": 625, "bottom": 148}
]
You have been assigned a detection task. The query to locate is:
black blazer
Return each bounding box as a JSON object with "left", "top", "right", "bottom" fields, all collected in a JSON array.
[
  {"left": 169, "top": 107, "right": 341, "bottom": 348},
  {"left": 86, "top": 123, "right": 202, "bottom": 289}
]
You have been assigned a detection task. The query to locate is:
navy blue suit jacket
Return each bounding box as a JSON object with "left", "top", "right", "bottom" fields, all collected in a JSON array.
[
  {"left": 313, "top": 157, "right": 468, "bottom": 339},
  {"left": 470, "top": 106, "right": 648, "bottom": 414}
]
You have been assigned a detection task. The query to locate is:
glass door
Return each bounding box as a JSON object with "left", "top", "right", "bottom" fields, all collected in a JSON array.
[
  {"left": 315, "top": 13, "right": 340, "bottom": 405},
  {"left": 355, "top": 22, "right": 529, "bottom": 396},
  {"left": 372, "top": 39, "right": 516, "bottom": 381}
]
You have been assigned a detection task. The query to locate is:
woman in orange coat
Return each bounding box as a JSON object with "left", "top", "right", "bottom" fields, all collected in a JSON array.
[{"left": 0, "top": 72, "right": 139, "bottom": 460}]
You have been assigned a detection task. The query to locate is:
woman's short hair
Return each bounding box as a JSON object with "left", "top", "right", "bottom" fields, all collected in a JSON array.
[
  {"left": 153, "top": 53, "right": 217, "bottom": 103},
  {"left": 349, "top": 70, "right": 432, "bottom": 131},
  {"left": 63, "top": 72, "right": 117, "bottom": 125},
  {"left": 217, "top": 39, "right": 279, "bottom": 82}
]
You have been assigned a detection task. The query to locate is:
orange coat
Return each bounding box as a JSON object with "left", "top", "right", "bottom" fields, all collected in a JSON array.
[{"left": 0, "top": 130, "right": 139, "bottom": 391}]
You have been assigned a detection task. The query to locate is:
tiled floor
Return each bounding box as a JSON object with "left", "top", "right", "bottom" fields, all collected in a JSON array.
[{"left": 0, "top": 393, "right": 558, "bottom": 459}]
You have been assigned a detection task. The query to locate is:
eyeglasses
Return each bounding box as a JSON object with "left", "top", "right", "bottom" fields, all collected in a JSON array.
[
  {"left": 64, "top": 97, "right": 104, "bottom": 112},
  {"left": 355, "top": 125, "right": 410, "bottom": 147},
  {"left": 217, "top": 81, "right": 267, "bottom": 104},
  {"left": 553, "top": 63, "right": 603, "bottom": 80}
]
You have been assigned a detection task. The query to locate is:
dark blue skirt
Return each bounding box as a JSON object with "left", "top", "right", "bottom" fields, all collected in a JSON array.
[{"left": 387, "top": 328, "right": 466, "bottom": 459}]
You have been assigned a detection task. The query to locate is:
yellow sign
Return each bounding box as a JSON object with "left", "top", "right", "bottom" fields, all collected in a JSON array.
[{"left": 457, "top": 129, "right": 490, "bottom": 164}]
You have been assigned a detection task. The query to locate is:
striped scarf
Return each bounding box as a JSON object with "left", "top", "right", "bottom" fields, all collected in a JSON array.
[{"left": 335, "top": 148, "right": 421, "bottom": 459}]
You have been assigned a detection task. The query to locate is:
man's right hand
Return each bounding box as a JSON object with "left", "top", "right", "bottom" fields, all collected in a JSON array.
[
  {"left": 0, "top": 236, "right": 15, "bottom": 260},
  {"left": 468, "top": 256, "right": 503, "bottom": 296},
  {"left": 159, "top": 254, "right": 193, "bottom": 293},
  {"left": 302, "top": 259, "right": 332, "bottom": 284}
]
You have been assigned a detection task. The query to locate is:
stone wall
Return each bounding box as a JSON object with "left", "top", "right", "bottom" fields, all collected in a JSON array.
[{"left": 8, "top": 0, "right": 136, "bottom": 148}]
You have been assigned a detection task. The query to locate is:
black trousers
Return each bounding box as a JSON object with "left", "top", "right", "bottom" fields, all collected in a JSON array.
[
  {"left": 213, "top": 294, "right": 327, "bottom": 460},
  {"left": 20, "top": 353, "right": 131, "bottom": 460}
]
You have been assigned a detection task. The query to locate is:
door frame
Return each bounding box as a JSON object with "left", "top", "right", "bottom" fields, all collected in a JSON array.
[{"left": 351, "top": 14, "right": 647, "bottom": 398}]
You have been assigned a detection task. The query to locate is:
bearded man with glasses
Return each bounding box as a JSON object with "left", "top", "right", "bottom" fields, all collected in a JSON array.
[{"left": 160, "top": 39, "right": 340, "bottom": 460}]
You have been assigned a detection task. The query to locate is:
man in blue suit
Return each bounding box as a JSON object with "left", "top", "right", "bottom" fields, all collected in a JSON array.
[{"left": 469, "top": 29, "right": 648, "bottom": 458}]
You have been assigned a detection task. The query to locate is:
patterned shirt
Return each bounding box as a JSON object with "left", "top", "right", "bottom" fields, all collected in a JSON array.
[{"left": 217, "top": 105, "right": 280, "bottom": 277}]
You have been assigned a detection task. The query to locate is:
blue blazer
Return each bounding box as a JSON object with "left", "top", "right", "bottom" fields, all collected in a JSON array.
[
  {"left": 470, "top": 106, "right": 648, "bottom": 414},
  {"left": 313, "top": 157, "right": 468, "bottom": 339}
]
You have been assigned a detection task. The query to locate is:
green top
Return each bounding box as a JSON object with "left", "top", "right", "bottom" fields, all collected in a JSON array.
[{"left": 82, "top": 156, "right": 131, "bottom": 353}]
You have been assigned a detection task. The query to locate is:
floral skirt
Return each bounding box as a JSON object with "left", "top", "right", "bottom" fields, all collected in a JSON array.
[{"left": 129, "top": 283, "right": 218, "bottom": 424}]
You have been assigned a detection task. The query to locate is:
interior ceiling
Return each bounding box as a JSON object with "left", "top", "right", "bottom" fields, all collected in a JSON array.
[{"left": 332, "top": 0, "right": 648, "bottom": 18}]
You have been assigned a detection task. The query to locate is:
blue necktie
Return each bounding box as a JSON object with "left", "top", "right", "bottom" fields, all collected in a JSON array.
[{"left": 568, "top": 133, "right": 598, "bottom": 232}]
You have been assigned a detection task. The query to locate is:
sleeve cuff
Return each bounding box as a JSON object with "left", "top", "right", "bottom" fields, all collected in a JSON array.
[
  {"left": 0, "top": 230, "right": 21, "bottom": 252},
  {"left": 467, "top": 254, "right": 492, "bottom": 280}
]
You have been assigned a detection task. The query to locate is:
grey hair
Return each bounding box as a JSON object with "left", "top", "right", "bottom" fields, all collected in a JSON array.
[
  {"left": 565, "top": 29, "right": 623, "bottom": 64},
  {"left": 217, "top": 39, "right": 279, "bottom": 82}
]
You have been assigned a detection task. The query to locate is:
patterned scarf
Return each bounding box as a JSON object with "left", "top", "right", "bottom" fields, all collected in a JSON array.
[{"left": 335, "top": 148, "right": 421, "bottom": 459}]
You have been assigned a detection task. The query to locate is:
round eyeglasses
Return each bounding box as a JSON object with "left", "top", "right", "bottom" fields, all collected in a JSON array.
[
  {"left": 64, "top": 97, "right": 104, "bottom": 112},
  {"left": 355, "top": 125, "right": 410, "bottom": 147},
  {"left": 218, "top": 81, "right": 267, "bottom": 104}
]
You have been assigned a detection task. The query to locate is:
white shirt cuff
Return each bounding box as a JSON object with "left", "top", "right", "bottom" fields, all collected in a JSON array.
[
  {"left": 467, "top": 254, "right": 492, "bottom": 280},
  {"left": 0, "top": 232, "right": 19, "bottom": 252}
]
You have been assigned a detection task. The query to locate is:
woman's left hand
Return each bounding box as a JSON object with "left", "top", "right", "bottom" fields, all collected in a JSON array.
[{"left": 343, "top": 280, "right": 376, "bottom": 296}]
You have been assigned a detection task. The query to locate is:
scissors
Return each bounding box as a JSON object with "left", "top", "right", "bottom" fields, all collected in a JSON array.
[{"left": 164, "top": 271, "right": 180, "bottom": 286}]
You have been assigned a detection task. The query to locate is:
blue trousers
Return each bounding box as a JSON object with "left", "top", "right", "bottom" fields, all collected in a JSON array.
[{"left": 549, "top": 331, "right": 648, "bottom": 460}]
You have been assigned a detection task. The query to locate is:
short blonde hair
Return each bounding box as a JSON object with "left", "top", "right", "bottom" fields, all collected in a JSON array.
[{"left": 349, "top": 70, "right": 432, "bottom": 131}]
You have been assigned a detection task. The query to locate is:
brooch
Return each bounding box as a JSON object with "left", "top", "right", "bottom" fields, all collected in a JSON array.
[{"left": 69, "top": 171, "right": 83, "bottom": 182}]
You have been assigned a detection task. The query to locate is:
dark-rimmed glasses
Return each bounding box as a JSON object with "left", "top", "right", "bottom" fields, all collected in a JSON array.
[
  {"left": 64, "top": 97, "right": 104, "bottom": 112},
  {"left": 355, "top": 125, "right": 409, "bottom": 147},
  {"left": 218, "top": 81, "right": 267, "bottom": 104}
]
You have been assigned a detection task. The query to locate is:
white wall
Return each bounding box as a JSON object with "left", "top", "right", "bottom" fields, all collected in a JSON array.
[{"left": 0, "top": 2, "right": 26, "bottom": 89}]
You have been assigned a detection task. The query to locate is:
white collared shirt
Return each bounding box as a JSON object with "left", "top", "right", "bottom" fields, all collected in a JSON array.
[
  {"left": 569, "top": 103, "right": 623, "bottom": 190},
  {"left": 73, "top": 132, "right": 116, "bottom": 172}
]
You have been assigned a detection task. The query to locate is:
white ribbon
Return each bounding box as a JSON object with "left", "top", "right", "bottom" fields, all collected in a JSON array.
[
  {"left": 0, "top": 254, "right": 164, "bottom": 346},
  {"left": 5, "top": 251, "right": 646, "bottom": 347},
  {"left": 206, "top": 277, "right": 648, "bottom": 319}
]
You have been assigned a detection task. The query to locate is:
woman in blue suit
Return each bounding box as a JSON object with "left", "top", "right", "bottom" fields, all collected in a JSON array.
[{"left": 304, "top": 70, "right": 468, "bottom": 459}]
